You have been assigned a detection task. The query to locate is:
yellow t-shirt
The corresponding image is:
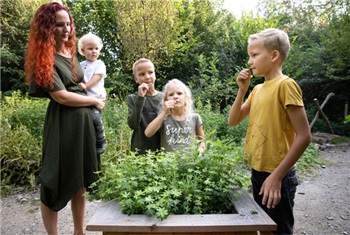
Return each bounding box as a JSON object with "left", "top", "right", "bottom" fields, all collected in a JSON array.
[{"left": 244, "top": 75, "right": 304, "bottom": 173}]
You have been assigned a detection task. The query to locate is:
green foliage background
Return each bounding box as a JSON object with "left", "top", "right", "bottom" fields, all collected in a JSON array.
[
  {"left": 1, "top": 0, "right": 349, "bottom": 135},
  {"left": 1, "top": 93, "right": 321, "bottom": 193},
  {"left": 0, "top": 0, "right": 347, "bottom": 214}
]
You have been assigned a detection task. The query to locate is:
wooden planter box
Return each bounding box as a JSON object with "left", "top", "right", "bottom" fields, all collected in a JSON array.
[{"left": 86, "top": 188, "right": 276, "bottom": 235}]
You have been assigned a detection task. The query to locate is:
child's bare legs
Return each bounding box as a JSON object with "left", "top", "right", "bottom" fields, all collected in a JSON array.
[
  {"left": 41, "top": 202, "right": 58, "bottom": 235},
  {"left": 71, "top": 187, "right": 86, "bottom": 235}
]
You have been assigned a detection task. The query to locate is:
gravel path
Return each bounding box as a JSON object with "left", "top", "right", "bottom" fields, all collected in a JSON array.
[
  {"left": 0, "top": 190, "right": 103, "bottom": 235},
  {"left": 1, "top": 143, "right": 349, "bottom": 235},
  {"left": 294, "top": 143, "right": 350, "bottom": 235}
]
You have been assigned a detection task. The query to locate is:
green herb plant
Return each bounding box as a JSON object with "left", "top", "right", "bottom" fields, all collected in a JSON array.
[{"left": 89, "top": 133, "right": 250, "bottom": 220}]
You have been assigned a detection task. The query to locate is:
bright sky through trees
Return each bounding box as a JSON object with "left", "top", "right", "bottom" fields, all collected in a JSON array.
[{"left": 223, "top": 0, "right": 258, "bottom": 17}]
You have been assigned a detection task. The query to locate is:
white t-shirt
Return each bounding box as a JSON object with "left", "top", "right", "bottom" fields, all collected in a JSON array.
[{"left": 80, "top": 59, "right": 107, "bottom": 98}]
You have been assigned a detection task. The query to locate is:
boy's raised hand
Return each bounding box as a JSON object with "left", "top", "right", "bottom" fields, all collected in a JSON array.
[
  {"left": 138, "top": 83, "right": 151, "bottom": 97},
  {"left": 236, "top": 69, "right": 251, "bottom": 92}
]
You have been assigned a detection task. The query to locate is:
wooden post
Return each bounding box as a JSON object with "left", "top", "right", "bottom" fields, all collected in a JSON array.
[
  {"left": 345, "top": 101, "right": 348, "bottom": 119},
  {"left": 313, "top": 98, "right": 334, "bottom": 134},
  {"left": 310, "top": 92, "right": 334, "bottom": 130}
]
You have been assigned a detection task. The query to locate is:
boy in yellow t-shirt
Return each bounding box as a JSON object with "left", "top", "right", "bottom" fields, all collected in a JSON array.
[{"left": 228, "top": 28, "right": 311, "bottom": 234}]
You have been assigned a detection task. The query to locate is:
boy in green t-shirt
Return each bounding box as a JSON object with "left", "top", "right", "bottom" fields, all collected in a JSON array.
[
  {"left": 228, "top": 28, "right": 311, "bottom": 234},
  {"left": 127, "top": 58, "right": 164, "bottom": 155}
]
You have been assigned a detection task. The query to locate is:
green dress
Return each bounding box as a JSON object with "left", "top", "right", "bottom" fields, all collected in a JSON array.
[{"left": 29, "top": 54, "right": 100, "bottom": 211}]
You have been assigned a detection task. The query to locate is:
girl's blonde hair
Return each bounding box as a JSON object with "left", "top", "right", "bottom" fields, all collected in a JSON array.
[
  {"left": 162, "top": 78, "right": 194, "bottom": 116},
  {"left": 78, "top": 32, "right": 103, "bottom": 56}
]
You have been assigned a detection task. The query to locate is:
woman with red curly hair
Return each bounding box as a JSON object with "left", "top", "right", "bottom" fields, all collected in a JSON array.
[{"left": 24, "top": 2, "right": 105, "bottom": 234}]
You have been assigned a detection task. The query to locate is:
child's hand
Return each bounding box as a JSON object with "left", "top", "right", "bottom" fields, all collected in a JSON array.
[
  {"left": 236, "top": 69, "right": 251, "bottom": 92},
  {"left": 78, "top": 82, "right": 86, "bottom": 90},
  {"left": 163, "top": 100, "right": 176, "bottom": 115},
  {"left": 138, "top": 83, "right": 151, "bottom": 97},
  {"left": 95, "top": 98, "right": 106, "bottom": 112},
  {"left": 259, "top": 174, "right": 282, "bottom": 209},
  {"left": 198, "top": 143, "right": 206, "bottom": 156}
]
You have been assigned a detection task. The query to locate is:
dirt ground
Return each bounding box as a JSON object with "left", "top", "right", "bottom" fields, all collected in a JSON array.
[
  {"left": 0, "top": 142, "right": 349, "bottom": 235},
  {"left": 293, "top": 142, "right": 350, "bottom": 235}
]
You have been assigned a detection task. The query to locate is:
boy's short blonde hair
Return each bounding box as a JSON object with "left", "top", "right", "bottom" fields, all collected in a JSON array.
[
  {"left": 132, "top": 58, "right": 154, "bottom": 75},
  {"left": 248, "top": 28, "right": 290, "bottom": 63},
  {"left": 78, "top": 32, "right": 103, "bottom": 56}
]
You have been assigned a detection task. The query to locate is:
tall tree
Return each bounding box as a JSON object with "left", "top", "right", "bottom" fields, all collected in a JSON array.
[
  {"left": 64, "top": 0, "right": 127, "bottom": 97},
  {"left": 1, "top": 0, "right": 49, "bottom": 94},
  {"left": 165, "top": 0, "right": 224, "bottom": 85},
  {"left": 323, "top": 0, "right": 350, "bottom": 81},
  {"left": 65, "top": 0, "right": 119, "bottom": 73},
  {"left": 113, "top": 0, "right": 180, "bottom": 74}
]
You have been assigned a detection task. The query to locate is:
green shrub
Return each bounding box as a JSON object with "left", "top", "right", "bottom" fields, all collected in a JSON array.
[
  {"left": 1, "top": 91, "right": 330, "bottom": 206},
  {"left": 0, "top": 121, "right": 42, "bottom": 194},
  {"left": 89, "top": 135, "right": 250, "bottom": 220},
  {"left": 197, "top": 102, "right": 248, "bottom": 142},
  {"left": 103, "top": 98, "right": 131, "bottom": 150},
  {"left": 0, "top": 91, "right": 46, "bottom": 194},
  {"left": 100, "top": 97, "right": 132, "bottom": 163},
  {"left": 1, "top": 91, "right": 48, "bottom": 138},
  {"left": 296, "top": 143, "right": 323, "bottom": 177}
]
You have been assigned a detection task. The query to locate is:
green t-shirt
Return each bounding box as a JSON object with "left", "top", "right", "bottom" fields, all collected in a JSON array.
[{"left": 127, "top": 92, "right": 164, "bottom": 154}]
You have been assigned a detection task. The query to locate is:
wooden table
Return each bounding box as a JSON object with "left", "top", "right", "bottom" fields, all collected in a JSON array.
[{"left": 86, "top": 188, "right": 276, "bottom": 234}]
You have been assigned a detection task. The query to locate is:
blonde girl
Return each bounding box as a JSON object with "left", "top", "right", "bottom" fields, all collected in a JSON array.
[{"left": 145, "top": 79, "right": 205, "bottom": 153}]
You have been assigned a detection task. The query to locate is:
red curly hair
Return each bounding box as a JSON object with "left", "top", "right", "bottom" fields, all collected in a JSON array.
[{"left": 24, "top": 2, "right": 77, "bottom": 89}]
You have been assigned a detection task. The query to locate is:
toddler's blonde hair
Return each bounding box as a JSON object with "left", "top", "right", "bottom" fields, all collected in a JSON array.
[{"left": 78, "top": 32, "right": 103, "bottom": 56}]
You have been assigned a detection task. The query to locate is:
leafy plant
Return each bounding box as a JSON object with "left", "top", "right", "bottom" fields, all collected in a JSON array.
[
  {"left": 0, "top": 91, "right": 340, "bottom": 211},
  {"left": 197, "top": 102, "right": 248, "bottom": 142},
  {"left": 189, "top": 53, "right": 236, "bottom": 109},
  {"left": 89, "top": 136, "right": 250, "bottom": 220},
  {"left": 0, "top": 91, "right": 46, "bottom": 194},
  {"left": 1, "top": 91, "right": 48, "bottom": 138},
  {"left": 296, "top": 143, "right": 323, "bottom": 177},
  {"left": 99, "top": 97, "right": 132, "bottom": 163},
  {"left": 0, "top": 121, "right": 42, "bottom": 194},
  {"left": 346, "top": 114, "right": 350, "bottom": 123}
]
